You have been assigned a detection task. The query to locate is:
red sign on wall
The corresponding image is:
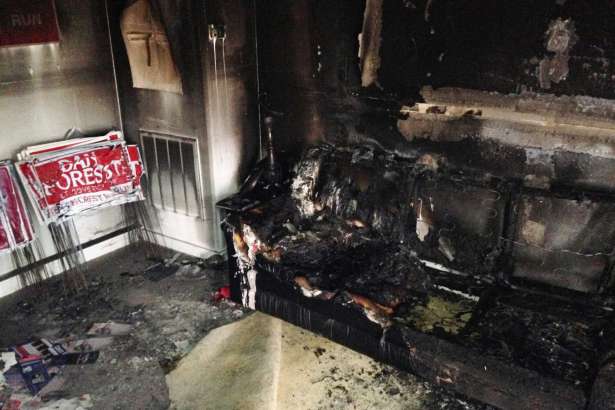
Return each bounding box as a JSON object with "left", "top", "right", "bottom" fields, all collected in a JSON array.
[{"left": 0, "top": 0, "right": 60, "bottom": 48}]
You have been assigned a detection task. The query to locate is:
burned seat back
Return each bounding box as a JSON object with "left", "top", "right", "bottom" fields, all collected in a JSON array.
[{"left": 290, "top": 144, "right": 615, "bottom": 295}]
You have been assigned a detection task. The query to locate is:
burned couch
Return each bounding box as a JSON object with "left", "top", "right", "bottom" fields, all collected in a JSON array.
[{"left": 220, "top": 143, "right": 615, "bottom": 410}]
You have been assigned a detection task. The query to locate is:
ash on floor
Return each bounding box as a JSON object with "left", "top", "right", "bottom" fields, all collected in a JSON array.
[
  {"left": 167, "top": 312, "right": 493, "bottom": 410},
  {"left": 0, "top": 244, "right": 242, "bottom": 410},
  {"left": 0, "top": 244, "right": 491, "bottom": 410}
]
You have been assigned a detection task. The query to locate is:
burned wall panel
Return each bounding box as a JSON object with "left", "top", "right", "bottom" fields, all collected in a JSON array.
[
  {"left": 511, "top": 194, "right": 615, "bottom": 293},
  {"left": 257, "top": 0, "right": 364, "bottom": 155},
  {"left": 0, "top": 0, "right": 120, "bottom": 156}
]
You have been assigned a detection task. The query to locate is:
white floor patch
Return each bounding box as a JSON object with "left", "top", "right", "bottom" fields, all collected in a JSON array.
[{"left": 167, "top": 312, "right": 434, "bottom": 410}]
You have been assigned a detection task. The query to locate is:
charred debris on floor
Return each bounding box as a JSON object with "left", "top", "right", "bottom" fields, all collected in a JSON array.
[{"left": 0, "top": 250, "right": 234, "bottom": 410}]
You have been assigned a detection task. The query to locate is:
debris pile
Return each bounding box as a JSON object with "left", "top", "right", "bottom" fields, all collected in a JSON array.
[
  {"left": 0, "top": 247, "right": 239, "bottom": 409},
  {"left": 0, "top": 322, "right": 132, "bottom": 409},
  {"left": 143, "top": 252, "right": 228, "bottom": 282}
]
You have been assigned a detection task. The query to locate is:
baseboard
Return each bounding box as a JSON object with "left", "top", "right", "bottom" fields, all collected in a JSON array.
[
  {"left": 0, "top": 232, "right": 131, "bottom": 298},
  {"left": 147, "top": 230, "right": 223, "bottom": 258}
]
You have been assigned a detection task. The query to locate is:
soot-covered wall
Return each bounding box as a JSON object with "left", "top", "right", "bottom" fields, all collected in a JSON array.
[
  {"left": 257, "top": 0, "right": 615, "bottom": 156},
  {"left": 108, "top": 0, "right": 260, "bottom": 253},
  {"left": 379, "top": 0, "right": 615, "bottom": 98}
]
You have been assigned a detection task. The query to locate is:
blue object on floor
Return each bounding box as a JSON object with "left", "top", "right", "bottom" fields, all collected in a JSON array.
[{"left": 18, "top": 355, "right": 51, "bottom": 395}]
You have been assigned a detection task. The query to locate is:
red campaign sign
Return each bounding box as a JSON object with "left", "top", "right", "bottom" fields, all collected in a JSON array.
[
  {"left": 126, "top": 145, "right": 144, "bottom": 187},
  {"left": 36, "top": 145, "right": 134, "bottom": 206},
  {"left": 16, "top": 162, "right": 47, "bottom": 216},
  {"left": 0, "top": 0, "right": 60, "bottom": 48},
  {"left": 0, "top": 163, "right": 34, "bottom": 253},
  {"left": 18, "top": 143, "right": 144, "bottom": 223}
]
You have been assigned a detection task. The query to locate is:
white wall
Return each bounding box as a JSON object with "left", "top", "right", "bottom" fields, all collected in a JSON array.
[{"left": 0, "top": 0, "right": 125, "bottom": 296}]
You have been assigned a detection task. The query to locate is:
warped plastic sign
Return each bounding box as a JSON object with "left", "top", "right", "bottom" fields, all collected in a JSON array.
[
  {"left": 0, "top": 161, "right": 34, "bottom": 253},
  {"left": 17, "top": 132, "right": 144, "bottom": 223}
]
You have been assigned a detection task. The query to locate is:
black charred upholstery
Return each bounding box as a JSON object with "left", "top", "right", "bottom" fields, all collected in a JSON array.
[
  {"left": 245, "top": 145, "right": 502, "bottom": 278},
  {"left": 231, "top": 143, "right": 615, "bottom": 294},
  {"left": 230, "top": 145, "right": 488, "bottom": 307},
  {"left": 221, "top": 143, "right": 615, "bottom": 409},
  {"left": 312, "top": 146, "right": 416, "bottom": 242},
  {"left": 313, "top": 147, "right": 507, "bottom": 277}
]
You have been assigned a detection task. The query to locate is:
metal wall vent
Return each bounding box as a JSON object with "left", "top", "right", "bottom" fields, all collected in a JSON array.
[{"left": 139, "top": 130, "right": 204, "bottom": 218}]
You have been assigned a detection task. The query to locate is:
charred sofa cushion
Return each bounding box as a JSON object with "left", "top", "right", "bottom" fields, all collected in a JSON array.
[
  {"left": 312, "top": 147, "right": 416, "bottom": 242},
  {"left": 411, "top": 175, "right": 506, "bottom": 276}
]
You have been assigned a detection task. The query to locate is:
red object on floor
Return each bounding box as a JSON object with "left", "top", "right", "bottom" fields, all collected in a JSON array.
[
  {"left": 214, "top": 286, "right": 231, "bottom": 301},
  {"left": 4, "top": 399, "right": 22, "bottom": 410}
]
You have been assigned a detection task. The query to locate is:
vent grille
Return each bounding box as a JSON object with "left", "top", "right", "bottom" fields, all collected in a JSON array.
[{"left": 139, "top": 130, "right": 204, "bottom": 218}]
